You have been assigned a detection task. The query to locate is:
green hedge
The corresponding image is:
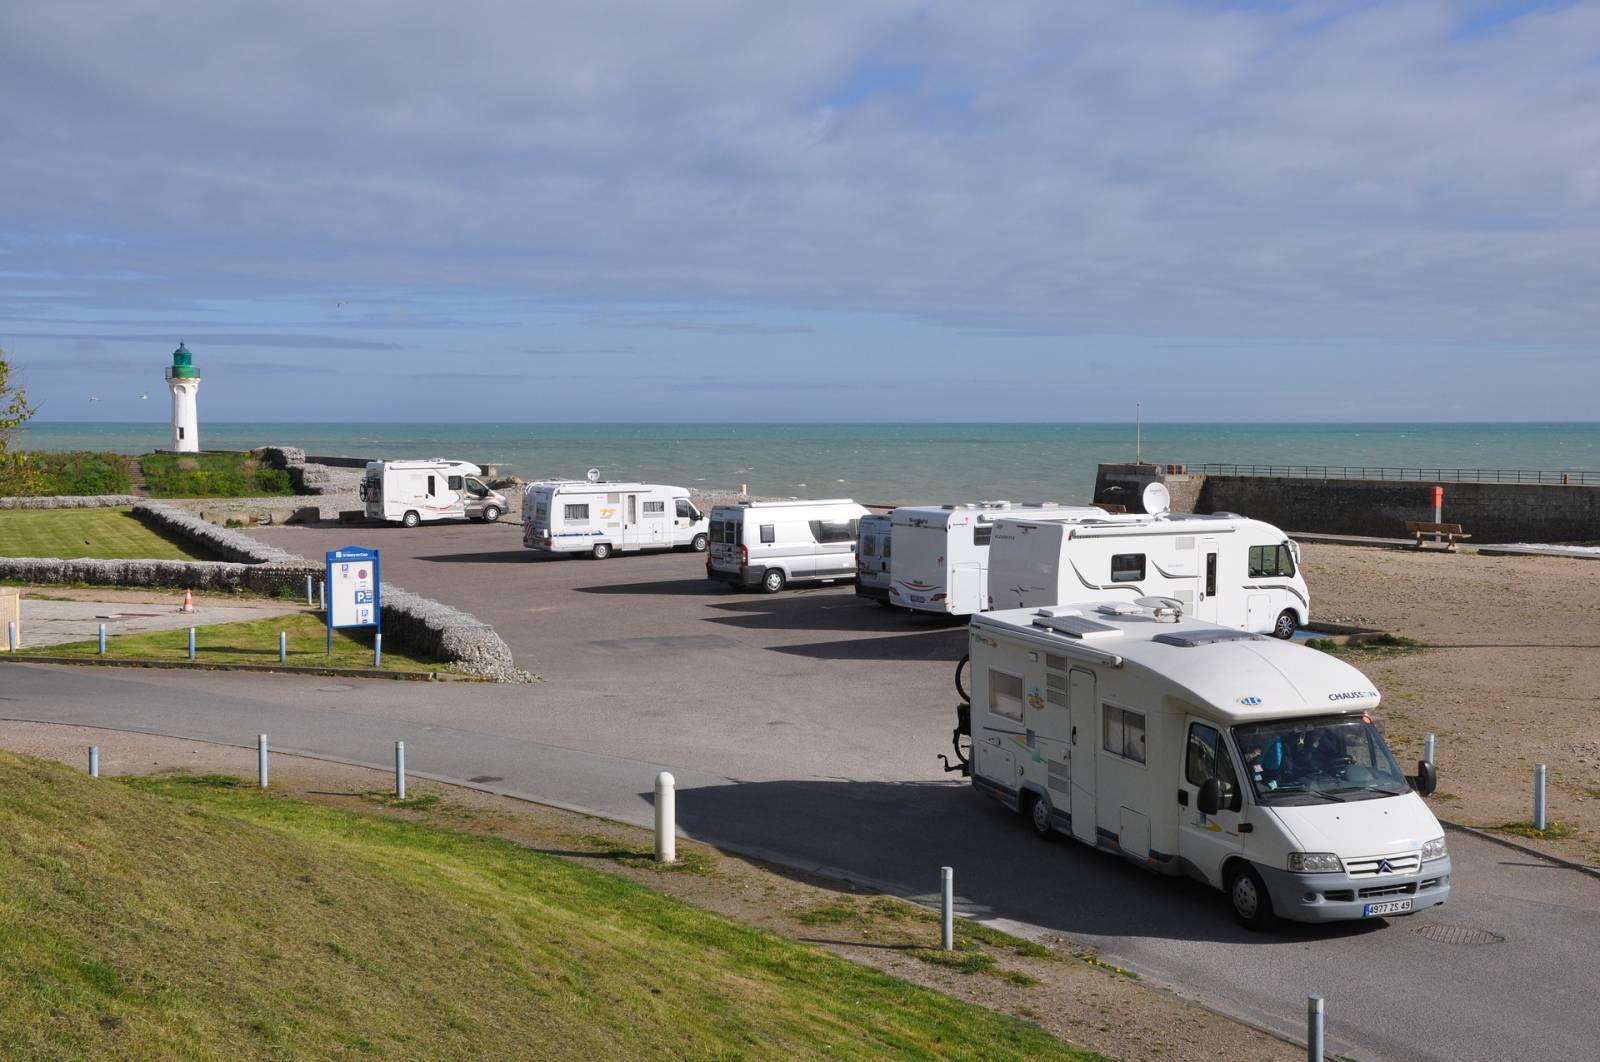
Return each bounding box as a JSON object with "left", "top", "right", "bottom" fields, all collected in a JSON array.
[
  {"left": 139, "top": 451, "right": 296, "bottom": 498},
  {"left": 9, "top": 451, "right": 134, "bottom": 495}
]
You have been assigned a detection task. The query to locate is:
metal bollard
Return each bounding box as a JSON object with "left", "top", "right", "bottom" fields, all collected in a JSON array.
[
  {"left": 318, "top": 581, "right": 325, "bottom": 611},
  {"left": 395, "top": 741, "right": 406, "bottom": 801},
  {"left": 99, "top": 623, "right": 107, "bottom": 655},
  {"left": 258, "top": 734, "right": 269, "bottom": 788},
  {"left": 188, "top": 627, "right": 197, "bottom": 660},
  {"left": 1307, "top": 994, "right": 1325, "bottom": 1061},
  {"left": 373, "top": 632, "right": 383, "bottom": 668},
  {"left": 279, "top": 630, "right": 287, "bottom": 663},
  {"left": 941, "top": 866, "right": 954, "bottom": 951},
  {"left": 654, "top": 771, "right": 676, "bottom": 863},
  {"left": 1424, "top": 732, "right": 1435, "bottom": 765},
  {"left": 89, "top": 746, "right": 99, "bottom": 777},
  {"left": 7, "top": 619, "right": 16, "bottom": 652},
  {"left": 306, "top": 574, "right": 314, "bottom": 606},
  {"left": 1534, "top": 764, "right": 1547, "bottom": 831}
]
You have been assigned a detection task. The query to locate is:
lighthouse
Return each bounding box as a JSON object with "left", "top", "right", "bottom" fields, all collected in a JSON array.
[{"left": 165, "top": 342, "right": 201, "bottom": 452}]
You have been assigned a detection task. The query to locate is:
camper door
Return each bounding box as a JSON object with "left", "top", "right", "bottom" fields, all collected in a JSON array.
[
  {"left": 1177, "top": 718, "right": 1244, "bottom": 887},
  {"left": 1194, "top": 537, "right": 1220, "bottom": 623}
]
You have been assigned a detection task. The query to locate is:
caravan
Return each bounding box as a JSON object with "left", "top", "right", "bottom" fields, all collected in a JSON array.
[
  {"left": 707, "top": 499, "right": 870, "bottom": 592},
  {"left": 987, "top": 511, "right": 1310, "bottom": 638},
  {"left": 522, "top": 477, "right": 708, "bottom": 558},
  {"left": 953, "top": 599, "right": 1449, "bottom": 927},
  {"left": 362, "top": 460, "right": 507, "bottom": 527},
  {"left": 884, "top": 503, "right": 1108, "bottom": 616}
]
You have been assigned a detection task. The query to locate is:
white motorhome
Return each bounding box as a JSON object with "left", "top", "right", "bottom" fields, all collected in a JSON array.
[
  {"left": 362, "top": 459, "right": 507, "bottom": 527},
  {"left": 988, "top": 511, "right": 1310, "bottom": 638},
  {"left": 855, "top": 513, "right": 893, "bottom": 604},
  {"left": 954, "top": 599, "right": 1449, "bottom": 927},
  {"left": 707, "top": 499, "right": 870, "bottom": 593},
  {"left": 886, "top": 503, "right": 1110, "bottom": 616},
  {"left": 522, "top": 478, "right": 708, "bottom": 558}
]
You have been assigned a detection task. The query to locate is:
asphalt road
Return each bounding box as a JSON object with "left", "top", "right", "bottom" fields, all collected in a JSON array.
[{"left": 4, "top": 517, "right": 1596, "bottom": 1059}]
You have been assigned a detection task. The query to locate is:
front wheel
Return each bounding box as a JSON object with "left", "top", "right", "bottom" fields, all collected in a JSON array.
[
  {"left": 401, "top": 510, "right": 420, "bottom": 529},
  {"left": 1272, "top": 609, "right": 1297, "bottom": 640},
  {"left": 690, "top": 533, "right": 708, "bottom": 552},
  {"left": 1027, "top": 793, "right": 1056, "bottom": 840},
  {"left": 1228, "top": 864, "right": 1276, "bottom": 930},
  {"left": 591, "top": 542, "right": 612, "bottom": 560},
  {"left": 482, "top": 505, "right": 501, "bottom": 523},
  {"left": 761, "top": 568, "right": 786, "bottom": 594}
]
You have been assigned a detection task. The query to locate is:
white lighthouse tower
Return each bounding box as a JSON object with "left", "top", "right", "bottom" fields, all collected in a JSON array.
[{"left": 165, "top": 341, "right": 201, "bottom": 452}]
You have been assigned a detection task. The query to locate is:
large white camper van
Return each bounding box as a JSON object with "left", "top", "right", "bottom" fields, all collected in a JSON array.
[
  {"left": 362, "top": 459, "right": 507, "bottom": 527},
  {"left": 953, "top": 599, "right": 1449, "bottom": 927},
  {"left": 707, "top": 499, "right": 870, "bottom": 593},
  {"left": 522, "top": 477, "right": 708, "bottom": 558},
  {"left": 988, "top": 511, "right": 1310, "bottom": 638},
  {"left": 885, "top": 503, "right": 1109, "bottom": 616}
]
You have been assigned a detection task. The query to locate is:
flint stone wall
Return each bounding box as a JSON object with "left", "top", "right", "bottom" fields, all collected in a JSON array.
[{"left": 0, "top": 494, "right": 142, "bottom": 510}]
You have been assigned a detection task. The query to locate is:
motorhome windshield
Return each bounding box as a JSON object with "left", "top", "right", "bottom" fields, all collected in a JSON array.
[{"left": 1232, "top": 715, "right": 1408, "bottom": 805}]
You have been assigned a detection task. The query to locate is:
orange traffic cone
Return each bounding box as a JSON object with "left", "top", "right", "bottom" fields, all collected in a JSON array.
[{"left": 179, "top": 589, "right": 196, "bottom": 614}]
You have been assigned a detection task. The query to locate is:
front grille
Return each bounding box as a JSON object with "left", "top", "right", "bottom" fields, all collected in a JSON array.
[
  {"left": 1359, "top": 882, "right": 1419, "bottom": 899},
  {"left": 1345, "top": 851, "right": 1421, "bottom": 877}
]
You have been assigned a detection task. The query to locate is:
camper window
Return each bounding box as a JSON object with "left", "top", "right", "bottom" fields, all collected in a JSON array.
[
  {"left": 809, "top": 519, "right": 858, "bottom": 544},
  {"left": 1110, "top": 554, "right": 1146, "bottom": 583},
  {"left": 1248, "top": 544, "right": 1296, "bottom": 578},
  {"left": 644, "top": 500, "right": 665, "bottom": 515},
  {"left": 448, "top": 476, "right": 464, "bottom": 490},
  {"left": 427, "top": 475, "right": 437, "bottom": 496},
  {"left": 974, "top": 524, "right": 992, "bottom": 547},
  {"left": 535, "top": 502, "right": 548, "bottom": 523},
  {"left": 988, "top": 670, "right": 1025, "bottom": 721},
  {"left": 860, "top": 536, "right": 876, "bottom": 557},
  {"left": 676, "top": 499, "right": 697, "bottom": 520},
  {"left": 564, "top": 503, "right": 589, "bottom": 521},
  {"left": 1186, "top": 723, "right": 1238, "bottom": 790},
  {"left": 1102, "top": 705, "right": 1147, "bottom": 764},
  {"left": 760, "top": 524, "right": 776, "bottom": 544}
]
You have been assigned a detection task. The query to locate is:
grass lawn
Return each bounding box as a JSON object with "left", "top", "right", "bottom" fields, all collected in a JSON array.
[
  {"left": 139, "top": 451, "right": 294, "bottom": 498},
  {"left": 0, "top": 752, "right": 1089, "bottom": 1059},
  {"left": 47, "top": 612, "right": 444, "bottom": 674},
  {"left": 0, "top": 508, "right": 208, "bottom": 561}
]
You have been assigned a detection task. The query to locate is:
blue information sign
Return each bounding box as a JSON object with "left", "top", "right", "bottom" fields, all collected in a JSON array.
[{"left": 325, "top": 546, "right": 381, "bottom": 654}]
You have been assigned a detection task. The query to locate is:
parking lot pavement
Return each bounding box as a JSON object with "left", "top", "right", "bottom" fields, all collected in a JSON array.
[{"left": 8, "top": 596, "right": 302, "bottom": 650}]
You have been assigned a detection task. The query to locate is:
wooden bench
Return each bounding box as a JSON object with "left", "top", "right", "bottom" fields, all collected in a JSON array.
[{"left": 1405, "top": 521, "right": 1471, "bottom": 552}]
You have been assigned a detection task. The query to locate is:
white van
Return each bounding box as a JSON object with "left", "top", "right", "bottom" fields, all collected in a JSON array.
[
  {"left": 988, "top": 511, "right": 1310, "bottom": 638},
  {"left": 855, "top": 513, "right": 893, "bottom": 604},
  {"left": 522, "top": 479, "right": 708, "bottom": 558},
  {"left": 362, "top": 459, "right": 507, "bottom": 527},
  {"left": 707, "top": 499, "right": 870, "bottom": 593},
  {"left": 954, "top": 599, "right": 1449, "bottom": 927},
  {"left": 888, "top": 503, "right": 1108, "bottom": 616}
]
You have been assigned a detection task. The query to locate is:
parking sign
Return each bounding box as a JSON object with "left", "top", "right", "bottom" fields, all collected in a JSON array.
[{"left": 325, "top": 546, "right": 382, "bottom": 635}]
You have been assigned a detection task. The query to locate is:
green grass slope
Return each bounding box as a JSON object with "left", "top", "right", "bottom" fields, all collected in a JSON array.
[
  {"left": 139, "top": 452, "right": 293, "bottom": 498},
  {"left": 0, "top": 508, "right": 209, "bottom": 560},
  {"left": 0, "top": 754, "right": 1090, "bottom": 1060}
]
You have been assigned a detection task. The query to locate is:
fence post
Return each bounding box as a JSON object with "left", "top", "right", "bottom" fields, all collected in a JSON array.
[
  {"left": 1534, "top": 764, "right": 1547, "bottom": 831},
  {"left": 98, "top": 623, "right": 107, "bottom": 655},
  {"left": 395, "top": 741, "right": 406, "bottom": 801},
  {"left": 1424, "top": 733, "right": 1435, "bottom": 764},
  {"left": 188, "top": 627, "right": 196, "bottom": 660},
  {"left": 654, "top": 771, "right": 676, "bottom": 864},
  {"left": 306, "top": 573, "right": 314, "bottom": 606},
  {"left": 373, "top": 632, "right": 383, "bottom": 668},
  {"left": 89, "top": 746, "right": 99, "bottom": 777},
  {"left": 279, "top": 630, "right": 287, "bottom": 663},
  {"left": 1307, "top": 994, "right": 1324, "bottom": 1060},
  {"left": 258, "top": 734, "right": 269, "bottom": 788},
  {"left": 940, "top": 866, "right": 954, "bottom": 951}
]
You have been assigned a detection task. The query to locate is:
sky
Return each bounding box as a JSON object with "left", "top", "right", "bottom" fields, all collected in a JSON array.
[{"left": 1, "top": 0, "right": 1597, "bottom": 423}]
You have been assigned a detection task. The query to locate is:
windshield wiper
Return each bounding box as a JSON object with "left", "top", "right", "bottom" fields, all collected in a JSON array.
[
  {"left": 1263, "top": 785, "right": 1346, "bottom": 803},
  {"left": 1329, "top": 785, "right": 1405, "bottom": 797}
]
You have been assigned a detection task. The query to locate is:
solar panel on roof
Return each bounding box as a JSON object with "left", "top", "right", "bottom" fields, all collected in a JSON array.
[
  {"left": 1153, "top": 629, "right": 1265, "bottom": 648},
  {"left": 1032, "top": 613, "right": 1122, "bottom": 639}
]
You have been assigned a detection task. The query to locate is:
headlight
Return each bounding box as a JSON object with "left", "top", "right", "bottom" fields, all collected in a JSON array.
[
  {"left": 1421, "top": 837, "right": 1448, "bottom": 862},
  {"left": 1287, "top": 852, "right": 1343, "bottom": 873}
]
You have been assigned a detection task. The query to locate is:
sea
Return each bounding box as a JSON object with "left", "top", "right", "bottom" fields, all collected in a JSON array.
[{"left": 15, "top": 422, "right": 1600, "bottom": 505}]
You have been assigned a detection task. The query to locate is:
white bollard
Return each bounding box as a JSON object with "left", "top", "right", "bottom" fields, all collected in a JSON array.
[
  {"left": 188, "top": 626, "right": 197, "bottom": 660},
  {"left": 279, "top": 630, "right": 287, "bottom": 663},
  {"left": 258, "top": 734, "right": 269, "bottom": 789},
  {"left": 318, "top": 581, "right": 325, "bottom": 611},
  {"left": 1307, "top": 994, "right": 1325, "bottom": 1061},
  {"left": 305, "top": 574, "right": 314, "bottom": 606},
  {"left": 654, "top": 771, "right": 676, "bottom": 863},
  {"left": 7, "top": 619, "right": 16, "bottom": 653},
  {"left": 89, "top": 746, "right": 99, "bottom": 777},
  {"left": 941, "top": 866, "right": 954, "bottom": 951},
  {"left": 373, "top": 632, "right": 383, "bottom": 668},
  {"left": 98, "top": 623, "right": 107, "bottom": 655},
  {"left": 395, "top": 741, "right": 406, "bottom": 801},
  {"left": 1534, "top": 763, "right": 1547, "bottom": 831},
  {"left": 1424, "top": 732, "right": 1435, "bottom": 764}
]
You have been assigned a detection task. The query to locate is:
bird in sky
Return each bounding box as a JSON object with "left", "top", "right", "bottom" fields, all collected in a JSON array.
[
  {"left": 140, "top": 392, "right": 150, "bottom": 400},
  {"left": 88, "top": 394, "right": 100, "bottom": 402}
]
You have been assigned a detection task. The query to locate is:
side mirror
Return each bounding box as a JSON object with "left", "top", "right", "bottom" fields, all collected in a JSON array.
[
  {"left": 1411, "top": 760, "right": 1438, "bottom": 797},
  {"left": 1198, "top": 778, "right": 1222, "bottom": 816}
]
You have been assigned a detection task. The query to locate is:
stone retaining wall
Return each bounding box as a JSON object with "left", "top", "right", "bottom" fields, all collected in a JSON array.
[{"left": 0, "top": 494, "right": 141, "bottom": 510}]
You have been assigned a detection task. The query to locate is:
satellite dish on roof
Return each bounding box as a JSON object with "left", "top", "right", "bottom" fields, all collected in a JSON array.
[
  {"left": 1134, "top": 596, "right": 1185, "bottom": 622},
  {"left": 586, "top": 468, "right": 601, "bottom": 483},
  {"left": 1141, "top": 481, "right": 1171, "bottom": 516}
]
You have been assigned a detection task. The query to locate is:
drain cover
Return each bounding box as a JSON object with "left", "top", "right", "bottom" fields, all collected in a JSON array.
[
  {"left": 468, "top": 775, "right": 503, "bottom": 784},
  {"left": 1411, "top": 921, "right": 1505, "bottom": 946}
]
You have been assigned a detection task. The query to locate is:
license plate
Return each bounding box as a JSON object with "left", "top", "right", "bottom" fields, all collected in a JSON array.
[
  {"left": 1364, "top": 899, "right": 1413, "bottom": 917},
  {"left": 910, "top": 595, "right": 926, "bottom": 603}
]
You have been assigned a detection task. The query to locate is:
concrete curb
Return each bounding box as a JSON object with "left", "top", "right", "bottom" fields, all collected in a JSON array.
[
  {"left": 0, "top": 654, "right": 451, "bottom": 682},
  {"left": 1439, "top": 819, "right": 1600, "bottom": 881}
]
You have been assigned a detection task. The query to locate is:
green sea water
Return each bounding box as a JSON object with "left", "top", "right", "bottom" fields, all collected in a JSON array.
[{"left": 15, "top": 422, "right": 1600, "bottom": 504}]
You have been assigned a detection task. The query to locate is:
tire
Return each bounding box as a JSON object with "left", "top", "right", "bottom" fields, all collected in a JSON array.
[
  {"left": 591, "top": 542, "right": 612, "bottom": 560},
  {"left": 482, "top": 505, "right": 501, "bottom": 523},
  {"left": 690, "top": 533, "right": 709, "bottom": 552},
  {"left": 401, "top": 511, "right": 420, "bottom": 529},
  {"left": 761, "top": 568, "right": 786, "bottom": 594},
  {"left": 1027, "top": 792, "right": 1056, "bottom": 840},
  {"left": 1228, "top": 864, "right": 1276, "bottom": 930},
  {"left": 955, "top": 653, "right": 970, "bottom": 703},
  {"left": 1272, "top": 609, "right": 1297, "bottom": 640}
]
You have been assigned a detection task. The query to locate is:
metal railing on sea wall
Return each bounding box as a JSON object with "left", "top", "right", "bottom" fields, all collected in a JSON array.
[{"left": 1197, "top": 464, "right": 1599, "bottom": 486}]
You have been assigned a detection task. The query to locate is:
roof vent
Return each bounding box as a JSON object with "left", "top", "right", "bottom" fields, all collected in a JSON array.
[
  {"left": 1032, "top": 610, "right": 1122, "bottom": 639},
  {"left": 1134, "top": 596, "right": 1185, "bottom": 622},
  {"left": 1153, "top": 629, "right": 1264, "bottom": 648},
  {"left": 1095, "top": 602, "right": 1143, "bottom": 616}
]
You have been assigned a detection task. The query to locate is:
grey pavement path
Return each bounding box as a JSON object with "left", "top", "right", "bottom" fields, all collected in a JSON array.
[
  {"left": 4, "top": 662, "right": 1598, "bottom": 1061},
  {"left": 9, "top": 598, "right": 302, "bottom": 649}
]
